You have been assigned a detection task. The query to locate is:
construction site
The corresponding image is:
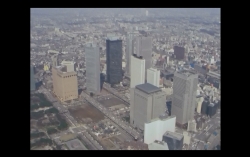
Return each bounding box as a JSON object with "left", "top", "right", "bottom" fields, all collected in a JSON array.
[{"left": 68, "top": 103, "right": 105, "bottom": 124}]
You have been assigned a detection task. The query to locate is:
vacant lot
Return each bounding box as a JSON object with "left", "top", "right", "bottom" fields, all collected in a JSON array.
[
  {"left": 69, "top": 103, "right": 104, "bottom": 124},
  {"left": 98, "top": 97, "right": 125, "bottom": 108}
]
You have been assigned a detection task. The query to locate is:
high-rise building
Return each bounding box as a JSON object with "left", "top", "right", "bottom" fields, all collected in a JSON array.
[
  {"left": 61, "top": 61, "right": 74, "bottom": 72},
  {"left": 147, "top": 68, "right": 160, "bottom": 87},
  {"left": 162, "top": 131, "right": 184, "bottom": 150},
  {"left": 148, "top": 141, "right": 169, "bottom": 150},
  {"left": 51, "top": 54, "right": 58, "bottom": 67},
  {"left": 85, "top": 43, "right": 100, "bottom": 94},
  {"left": 125, "top": 33, "right": 135, "bottom": 76},
  {"left": 174, "top": 46, "right": 185, "bottom": 60},
  {"left": 52, "top": 66, "right": 78, "bottom": 102},
  {"left": 106, "top": 37, "right": 123, "bottom": 85},
  {"left": 130, "top": 83, "right": 166, "bottom": 131},
  {"left": 171, "top": 70, "right": 198, "bottom": 126},
  {"left": 135, "top": 36, "right": 152, "bottom": 75},
  {"left": 130, "top": 55, "right": 145, "bottom": 88},
  {"left": 30, "top": 65, "right": 36, "bottom": 91}
]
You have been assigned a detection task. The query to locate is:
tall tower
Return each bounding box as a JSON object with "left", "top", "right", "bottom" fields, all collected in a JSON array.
[
  {"left": 85, "top": 43, "right": 100, "bottom": 94},
  {"left": 135, "top": 36, "right": 152, "bottom": 76},
  {"left": 125, "top": 33, "right": 135, "bottom": 76},
  {"left": 171, "top": 70, "right": 198, "bottom": 126},
  {"left": 51, "top": 54, "right": 58, "bottom": 67},
  {"left": 147, "top": 68, "right": 160, "bottom": 87},
  {"left": 130, "top": 55, "right": 145, "bottom": 88},
  {"left": 106, "top": 37, "right": 123, "bottom": 85},
  {"left": 30, "top": 65, "right": 36, "bottom": 91}
]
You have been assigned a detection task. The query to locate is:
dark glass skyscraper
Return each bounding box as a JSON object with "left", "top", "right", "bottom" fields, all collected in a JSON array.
[
  {"left": 30, "top": 65, "right": 36, "bottom": 91},
  {"left": 106, "top": 38, "right": 123, "bottom": 85}
]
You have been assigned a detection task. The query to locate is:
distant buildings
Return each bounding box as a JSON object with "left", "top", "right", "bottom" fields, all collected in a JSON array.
[
  {"left": 85, "top": 43, "right": 100, "bottom": 94},
  {"left": 130, "top": 55, "right": 145, "bottom": 88},
  {"left": 147, "top": 68, "right": 160, "bottom": 87},
  {"left": 130, "top": 83, "right": 166, "bottom": 131},
  {"left": 135, "top": 36, "right": 152, "bottom": 76},
  {"left": 61, "top": 61, "right": 74, "bottom": 72},
  {"left": 144, "top": 115, "right": 176, "bottom": 144},
  {"left": 163, "top": 131, "right": 184, "bottom": 150},
  {"left": 174, "top": 46, "right": 185, "bottom": 60},
  {"left": 172, "top": 70, "right": 198, "bottom": 126},
  {"left": 52, "top": 66, "right": 78, "bottom": 102},
  {"left": 106, "top": 38, "right": 123, "bottom": 85},
  {"left": 30, "top": 65, "right": 36, "bottom": 91}
]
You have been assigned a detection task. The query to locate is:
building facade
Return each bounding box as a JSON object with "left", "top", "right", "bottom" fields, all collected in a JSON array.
[
  {"left": 30, "top": 65, "right": 36, "bottom": 91},
  {"left": 52, "top": 66, "right": 78, "bottom": 102},
  {"left": 130, "top": 55, "right": 145, "bottom": 88},
  {"left": 174, "top": 46, "right": 185, "bottom": 60},
  {"left": 85, "top": 43, "right": 101, "bottom": 94},
  {"left": 106, "top": 38, "right": 123, "bottom": 85},
  {"left": 135, "top": 36, "right": 152, "bottom": 75},
  {"left": 125, "top": 33, "right": 135, "bottom": 76},
  {"left": 61, "top": 61, "right": 74, "bottom": 72},
  {"left": 147, "top": 68, "right": 160, "bottom": 87},
  {"left": 51, "top": 54, "right": 58, "bottom": 67},
  {"left": 130, "top": 83, "right": 166, "bottom": 131},
  {"left": 162, "top": 131, "right": 184, "bottom": 150},
  {"left": 172, "top": 70, "right": 198, "bottom": 125}
]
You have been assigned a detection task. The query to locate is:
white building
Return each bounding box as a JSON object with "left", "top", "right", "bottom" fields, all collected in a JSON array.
[
  {"left": 144, "top": 115, "right": 176, "bottom": 144},
  {"left": 148, "top": 141, "right": 169, "bottom": 150},
  {"left": 187, "top": 120, "right": 197, "bottom": 132},
  {"left": 61, "top": 61, "right": 74, "bottom": 72},
  {"left": 147, "top": 68, "right": 160, "bottom": 87},
  {"left": 130, "top": 55, "right": 145, "bottom": 88}
]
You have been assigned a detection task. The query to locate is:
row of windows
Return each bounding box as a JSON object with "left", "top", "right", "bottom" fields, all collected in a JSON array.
[{"left": 63, "top": 74, "right": 77, "bottom": 78}]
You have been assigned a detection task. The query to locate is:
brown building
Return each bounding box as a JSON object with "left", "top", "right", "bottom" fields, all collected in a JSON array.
[
  {"left": 52, "top": 66, "right": 78, "bottom": 102},
  {"left": 174, "top": 46, "right": 185, "bottom": 60}
]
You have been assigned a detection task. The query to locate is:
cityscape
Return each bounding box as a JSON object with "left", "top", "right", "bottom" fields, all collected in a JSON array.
[{"left": 30, "top": 8, "right": 220, "bottom": 150}]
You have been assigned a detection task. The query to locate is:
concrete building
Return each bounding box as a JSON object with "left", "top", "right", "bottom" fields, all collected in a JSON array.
[
  {"left": 130, "top": 83, "right": 166, "bottom": 131},
  {"left": 172, "top": 70, "right": 198, "bottom": 126},
  {"left": 30, "top": 65, "right": 36, "bottom": 91},
  {"left": 51, "top": 54, "right": 58, "bottom": 67},
  {"left": 125, "top": 33, "right": 135, "bottom": 76},
  {"left": 187, "top": 120, "right": 197, "bottom": 132},
  {"left": 144, "top": 115, "right": 176, "bottom": 144},
  {"left": 52, "top": 66, "right": 78, "bottom": 102},
  {"left": 135, "top": 36, "right": 152, "bottom": 75},
  {"left": 148, "top": 141, "right": 169, "bottom": 150},
  {"left": 85, "top": 43, "right": 100, "bottom": 94},
  {"left": 162, "top": 131, "right": 184, "bottom": 150},
  {"left": 130, "top": 55, "right": 145, "bottom": 88},
  {"left": 147, "top": 68, "right": 160, "bottom": 87},
  {"left": 106, "top": 37, "right": 123, "bottom": 85},
  {"left": 61, "top": 61, "right": 74, "bottom": 72},
  {"left": 174, "top": 46, "right": 185, "bottom": 60}
]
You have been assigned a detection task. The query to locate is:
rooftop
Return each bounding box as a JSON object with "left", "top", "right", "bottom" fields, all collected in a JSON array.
[
  {"left": 163, "top": 131, "right": 184, "bottom": 140},
  {"left": 136, "top": 83, "right": 161, "bottom": 94},
  {"left": 65, "top": 139, "right": 88, "bottom": 150},
  {"left": 176, "top": 69, "right": 197, "bottom": 77}
]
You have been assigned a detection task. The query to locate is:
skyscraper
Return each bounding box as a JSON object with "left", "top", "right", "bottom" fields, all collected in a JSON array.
[
  {"left": 130, "top": 83, "right": 166, "bottom": 130},
  {"left": 147, "top": 68, "right": 160, "bottom": 87},
  {"left": 30, "top": 65, "right": 36, "bottom": 91},
  {"left": 162, "top": 131, "right": 184, "bottom": 150},
  {"left": 125, "top": 33, "right": 135, "bottom": 76},
  {"left": 135, "top": 36, "right": 152, "bottom": 75},
  {"left": 51, "top": 54, "right": 58, "bottom": 67},
  {"left": 85, "top": 43, "right": 100, "bottom": 94},
  {"left": 174, "top": 46, "right": 185, "bottom": 60},
  {"left": 130, "top": 55, "right": 145, "bottom": 88},
  {"left": 106, "top": 37, "right": 123, "bottom": 85},
  {"left": 52, "top": 66, "right": 78, "bottom": 102},
  {"left": 171, "top": 70, "right": 198, "bottom": 126}
]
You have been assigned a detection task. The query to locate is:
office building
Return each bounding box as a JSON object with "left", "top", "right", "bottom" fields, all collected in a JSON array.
[
  {"left": 166, "top": 101, "right": 172, "bottom": 116},
  {"left": 30, "top": 65, "right": 36, "bottom": 91},
  {"left": 147, "top": 68, "right": 160, "bottom": 87},
  {"left": 172, "top": 70, "right": 198, "bottom": 126},
  {"left": 163, "top": 131, "right": 184, "bottom": 150},
  {"left": 130, "top": 83, "right": 166, "bottom": 131},
  {"left": 196, "top": 96, "right": 204, "bottom": 114},
  {"left": 174, "top": 46, "right": 185, "bottom": 60},
  {"left": 201, "top": 99, "right": 209, "bottom": 115},
  {"left": 144, "top": 115, "right": 176, "bottom": 144},
  {"left": 85, "top": 43, "right": 100, "bottom": 94},
  {"left": 130, "top": 55, "right": 145, "bottom": 88},
  {"left": 125, "top": 33, "right": 135, "bottom": 76},
  {"left": 52, "top": 66, "right": 78, "bottom": 102},
  {"left": 51, "top": 54, "right": 58, "bottom": 67},
  {"left": 187, "top": 120, "right": 197, "bottom": 132},
  {"left": 148, "top": 141, "right": 169, "bottom": 150},
  {"left": 106, "top": 37, "right": 123, "bottom": 85},
  {"left": 61, "top": 61, "right": 74, "bottom": 72},
  {"left": 135, "top": 36, "right": 152, "bottom": 75}
]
